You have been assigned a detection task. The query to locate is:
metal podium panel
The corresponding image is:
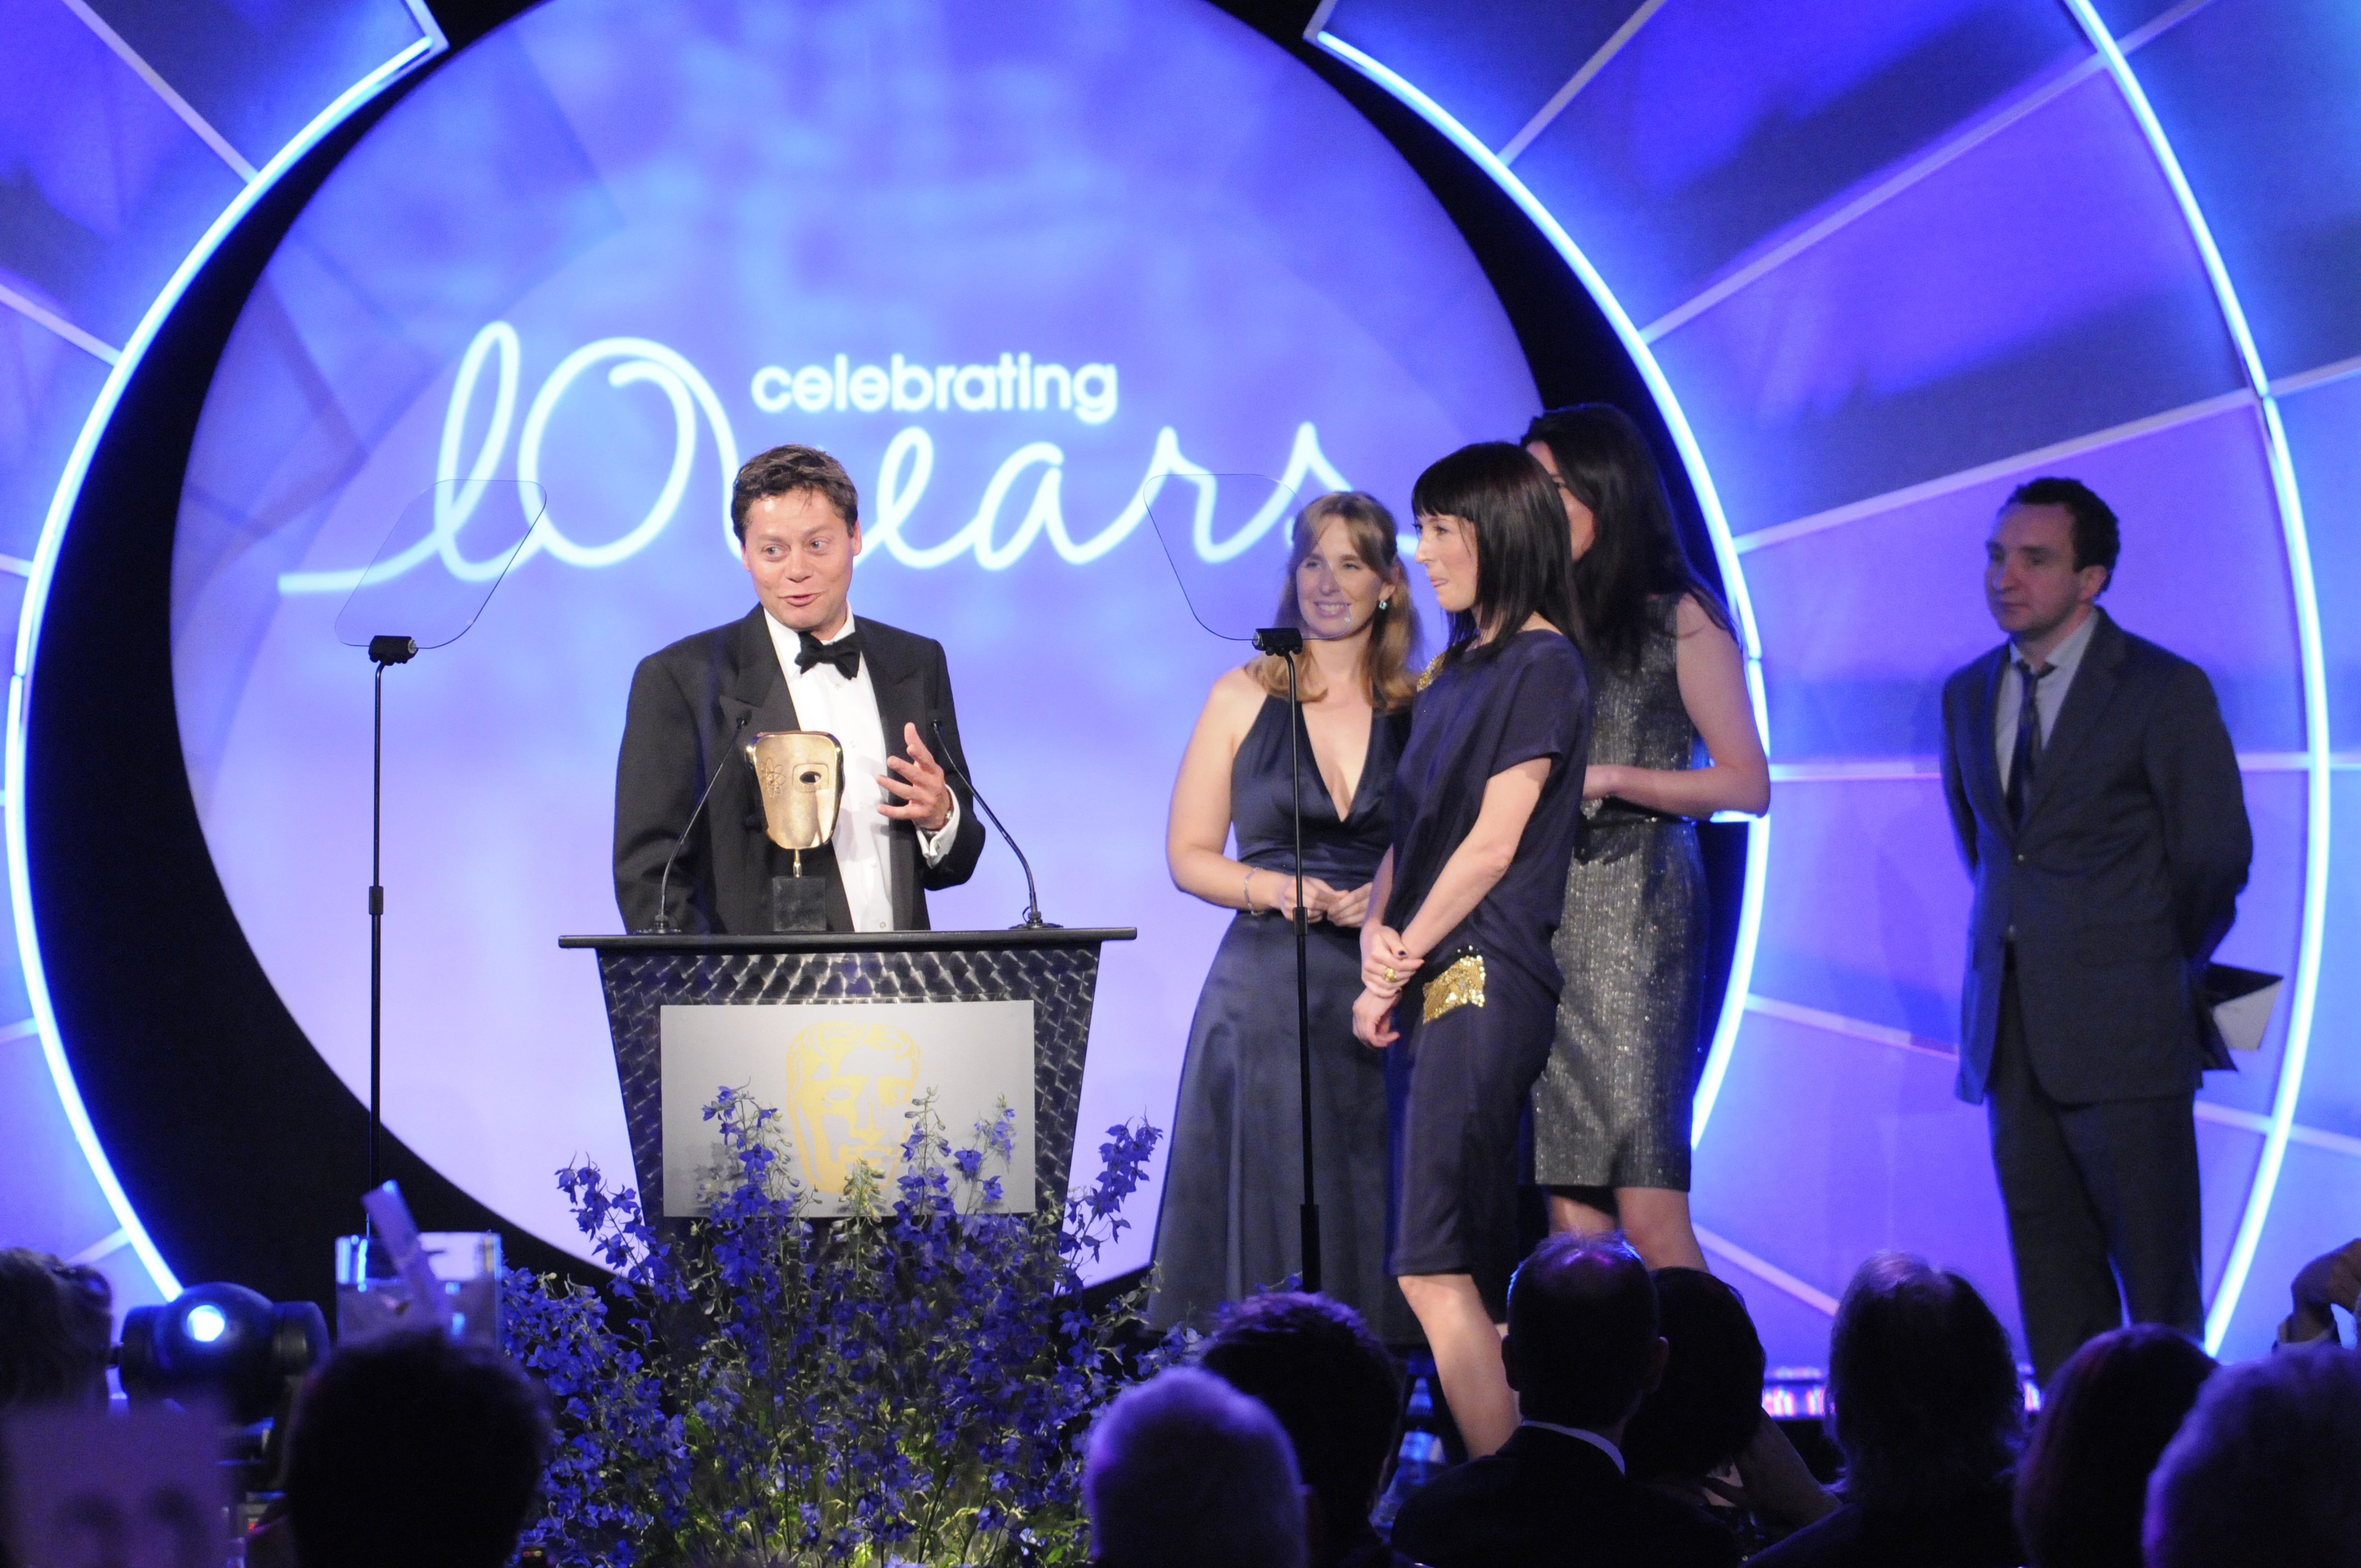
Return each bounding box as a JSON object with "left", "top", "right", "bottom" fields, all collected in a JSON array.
[{"left": 565, "top": 932, "right": 1131, "bottom": 1220}]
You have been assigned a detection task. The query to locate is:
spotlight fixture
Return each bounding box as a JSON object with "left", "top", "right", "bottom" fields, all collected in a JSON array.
[{"left": 118, "top": 1283, "right": 328, "bottom": 1426}]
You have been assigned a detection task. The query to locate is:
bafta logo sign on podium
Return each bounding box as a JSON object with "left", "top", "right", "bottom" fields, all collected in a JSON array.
[
  {"left": 785, "top": 1020, "right": 921, "bottom": 1196},
  {"left": 660, "top": 999, "right": 1037, "bottom": 1217}
]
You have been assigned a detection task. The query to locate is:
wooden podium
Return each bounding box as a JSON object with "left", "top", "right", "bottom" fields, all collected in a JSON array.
[{"left": 559, "top": 929, "right": 1134, "bottom": 1217}]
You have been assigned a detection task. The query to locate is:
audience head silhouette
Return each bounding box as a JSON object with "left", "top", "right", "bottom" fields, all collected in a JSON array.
[
  {"left": 2144, "top": 1343, "right": 2361, "bottom": 1568},
  {"left": 1084, "top": 1366, "right": 1306, "bottom": 1568},
  {"left": 1392, "top": 1235, "right": 1743, "bottom": 1568},
  {"left": 1504, "top": 1232, "right": 1664, "bottom": 1435},
  {"left": 1200, "top": 1293, "right": 1399, "bottom": 1566},
  {"left": 1621, "top": 1266, "right": 1767, "bottom": 1485},
  {"left": 1827, "top": 1252, "right": 2021, "bottom": 1512},
  {"left": 0, "top": 1248, "right": 113, "bottom": 1412},
  {"left": 2014, "top": 1324, "right": 2212, "bottom": 1568},
  {"left": 282, "top": 1329, "right": 550, "bottom": 1568}
]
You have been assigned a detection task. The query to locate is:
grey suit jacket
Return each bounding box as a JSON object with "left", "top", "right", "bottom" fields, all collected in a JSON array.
[
  {"left": 1938, "top": 611, "right": 2250, "bottom": 1104},
  {"left": 613, "top": 608, "right": 987, "bottom": 934}
]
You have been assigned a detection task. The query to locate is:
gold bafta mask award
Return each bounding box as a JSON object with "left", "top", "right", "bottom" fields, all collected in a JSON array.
[{"left": 745, "top": 730, "right": 842, "bottom": 932}]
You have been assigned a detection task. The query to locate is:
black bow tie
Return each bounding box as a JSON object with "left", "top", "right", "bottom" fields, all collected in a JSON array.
[{"left": 794, "top": 625, "right": 862, "bottom": 680}]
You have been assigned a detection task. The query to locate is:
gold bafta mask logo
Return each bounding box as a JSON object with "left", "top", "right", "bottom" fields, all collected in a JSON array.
[
  {"left": 746, "top": 731, "right": 843, "bottom": 868},
  {"left": 785, "top": 1020, "right": 921, "bottom": 1195}
]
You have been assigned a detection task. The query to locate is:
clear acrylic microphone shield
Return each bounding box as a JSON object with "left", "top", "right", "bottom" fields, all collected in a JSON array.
[
  {"left": 334, "top": 479, "right": 548, "bottom": 651},
  {"left": 1147, "top": 471, "right": 1333, "bottom": 645}
]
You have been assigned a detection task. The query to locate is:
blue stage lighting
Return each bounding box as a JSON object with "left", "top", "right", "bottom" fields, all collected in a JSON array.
[
  {"left": 2060, "top": 0, "right": 2331, "bottom": 1358},
  {"left": 1311, "top": 26, "right": 1772, "bottom": 1154},
  {"left": 184, "top": 1302, "right": 227, "bottom": 1343},
  {"left": 119, "top": 1283, "right": 327, "bottom": 1427}
]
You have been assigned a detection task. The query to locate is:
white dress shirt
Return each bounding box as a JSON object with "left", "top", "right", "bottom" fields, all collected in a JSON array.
[
  {"left": 763, "top": 608, "right": 961, "bottom": 932},
  {"left": 1995, "top": 606, "right": 2100, "bottom": 791}
]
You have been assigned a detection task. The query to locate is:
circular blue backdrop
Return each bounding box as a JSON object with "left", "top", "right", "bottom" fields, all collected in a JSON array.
[{"left": 167, "top": 0, "right": 1537, "bottom": 1264}]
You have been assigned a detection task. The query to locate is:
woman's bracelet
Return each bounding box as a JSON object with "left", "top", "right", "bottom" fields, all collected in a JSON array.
[{"left": 1242, "top": 867, "right": 1258, "bottom": 911}]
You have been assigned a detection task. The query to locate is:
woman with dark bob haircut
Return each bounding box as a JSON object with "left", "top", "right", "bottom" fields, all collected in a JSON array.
[
  {"left": 2016, "top": 1325, "right": 2215, "bottom": 1568},
  {"left": 1750, "top": 1252, "right": 2025, "bottom": 1568},
  {"left": 1521, "top": 405, "right": 1767, "bottom": 1273},
  {"left": 1352, "top": 442, "right": 1588, "bottom": 1455}
]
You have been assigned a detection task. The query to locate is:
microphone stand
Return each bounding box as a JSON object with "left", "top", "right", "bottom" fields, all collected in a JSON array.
[
  {"left": 340, "top": 479, "right": 538, "bottom": 1228},
  {"left": 933, "top": 718, "right": 1052, "bottom": 929},
  {"left": 1252, "top": 625, "right": 1319, "bottom": 1295},
  {"left": 649, "top": 715, "right": 749, "bottom": 934},
  {"left": 363, "top": 635, "right": 417, "bottom": 1194}
]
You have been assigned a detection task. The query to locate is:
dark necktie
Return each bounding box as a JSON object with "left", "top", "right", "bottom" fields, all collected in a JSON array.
[
  {"left": 2005, "top": 658, "right": 2048, "bottom": 829},
  {"left": 795, "top": 625, "right": 862, "bottom": 680}
]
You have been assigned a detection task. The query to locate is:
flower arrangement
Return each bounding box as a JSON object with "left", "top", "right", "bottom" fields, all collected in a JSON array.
[{"left": 502, "top": 1087, "right": 1170, "bottom": 1566}]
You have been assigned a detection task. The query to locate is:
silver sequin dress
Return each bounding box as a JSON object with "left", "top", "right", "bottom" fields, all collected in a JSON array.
[{"left": 1533, "top": 596, "right": 1709, "bottom": 1191}]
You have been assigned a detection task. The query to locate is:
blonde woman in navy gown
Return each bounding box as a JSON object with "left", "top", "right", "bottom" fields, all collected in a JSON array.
[
  {"left": 1150, "top": 492, "right": 1422, "bottom": 1342},
  {"left": 1354, "top": 443, "right": 1589, "bottom": 1456},
  {"left": 1522, "top": 406, "right": 1769, "bottom": 1271}
]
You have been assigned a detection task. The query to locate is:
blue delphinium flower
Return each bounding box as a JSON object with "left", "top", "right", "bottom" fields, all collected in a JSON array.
[{"left": 504, "top": 1087, "right": 1172, "bottom": 1565}]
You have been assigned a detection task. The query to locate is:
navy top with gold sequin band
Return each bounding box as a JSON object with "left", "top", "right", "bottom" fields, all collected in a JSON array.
[{"left": 1385, "top": 629, "right": 1591, "bottom": 993}]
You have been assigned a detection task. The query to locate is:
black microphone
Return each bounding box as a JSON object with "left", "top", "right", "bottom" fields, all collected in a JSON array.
[
  {"left": 649, "top": 714, "right": 748, "bottom": 934},
  {"left": 931, "top": 716, "right": 1052, "bottom": 929}
]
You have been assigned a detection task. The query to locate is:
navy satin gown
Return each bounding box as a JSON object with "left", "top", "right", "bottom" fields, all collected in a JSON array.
[{"left": 1149, "top": 696, "right": 1417, "bottom": 1343}]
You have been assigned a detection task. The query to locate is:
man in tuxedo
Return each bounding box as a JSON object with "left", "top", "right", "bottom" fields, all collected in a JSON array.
[
  {"left": 1390, "top": 1234, "right": 1737, "bottom": 1568},
  {"left": 614, "top": 444, "right": 986, "bottom": 933},
  {"left": 1939, "top": 477, "right": 2250, "bottom": 1383}
]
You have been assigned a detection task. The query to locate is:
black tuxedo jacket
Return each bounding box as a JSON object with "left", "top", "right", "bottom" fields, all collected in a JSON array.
[
  {"left": 1390, "top": 1427, "right": 1738, "bottom": 1568},
  {"left": 1938, "top": 609, "right": 2250, "bottom": 1104},
  {"left": 613, "top": 608, "right": 987, "bottom": 934}
]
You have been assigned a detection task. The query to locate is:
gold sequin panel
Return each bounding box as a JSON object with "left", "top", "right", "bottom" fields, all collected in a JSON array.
[{"left": 1422, "top": 952, "right": 1487, "bottom": 1022}]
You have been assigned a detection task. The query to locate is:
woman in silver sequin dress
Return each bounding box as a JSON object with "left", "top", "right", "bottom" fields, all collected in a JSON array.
[{"left": 1524, "top": 405, "right": 1770, "bottom": 1270}]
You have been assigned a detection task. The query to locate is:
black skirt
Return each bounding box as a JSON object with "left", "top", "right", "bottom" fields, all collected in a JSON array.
[{"left": 1385, "top": 945, "right": 1558, "bottom": 1320}]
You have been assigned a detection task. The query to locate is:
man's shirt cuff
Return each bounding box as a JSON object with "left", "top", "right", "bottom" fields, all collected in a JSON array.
[{"left": 920, "top": 792, "right": 961, "bottom": 866}]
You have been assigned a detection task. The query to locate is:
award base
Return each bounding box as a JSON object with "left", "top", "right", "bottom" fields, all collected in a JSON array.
[{"left": 769, "top": 873, "right": 828, "bottom": 933}]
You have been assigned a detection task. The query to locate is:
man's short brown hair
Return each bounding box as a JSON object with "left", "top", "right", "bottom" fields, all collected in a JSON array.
[{"left": 732, "top": 444, "right": 859, "bottom": 541}]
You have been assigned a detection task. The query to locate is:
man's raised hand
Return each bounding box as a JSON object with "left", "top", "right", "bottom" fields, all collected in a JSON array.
[{"left": 880, "top": 721, "right": 953, "bottom": 833}]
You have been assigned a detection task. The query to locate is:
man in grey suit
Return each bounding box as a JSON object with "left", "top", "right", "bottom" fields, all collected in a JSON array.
[{"left": 1939, "top": 477, "right": 2250, "bottom": 1383}]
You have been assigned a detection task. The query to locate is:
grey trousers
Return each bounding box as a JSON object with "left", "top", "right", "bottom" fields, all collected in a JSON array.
[{"left": 1987, "top": 963, "right": 2204, "bottom": 1384}]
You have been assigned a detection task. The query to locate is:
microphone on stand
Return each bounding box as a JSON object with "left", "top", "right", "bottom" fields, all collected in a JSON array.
[
  {"left": 649, "top": 714, "right": 749, "bottom": 934},
  {"left": 931, "top": 716, "right": 1051, "bottom": 929}
]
